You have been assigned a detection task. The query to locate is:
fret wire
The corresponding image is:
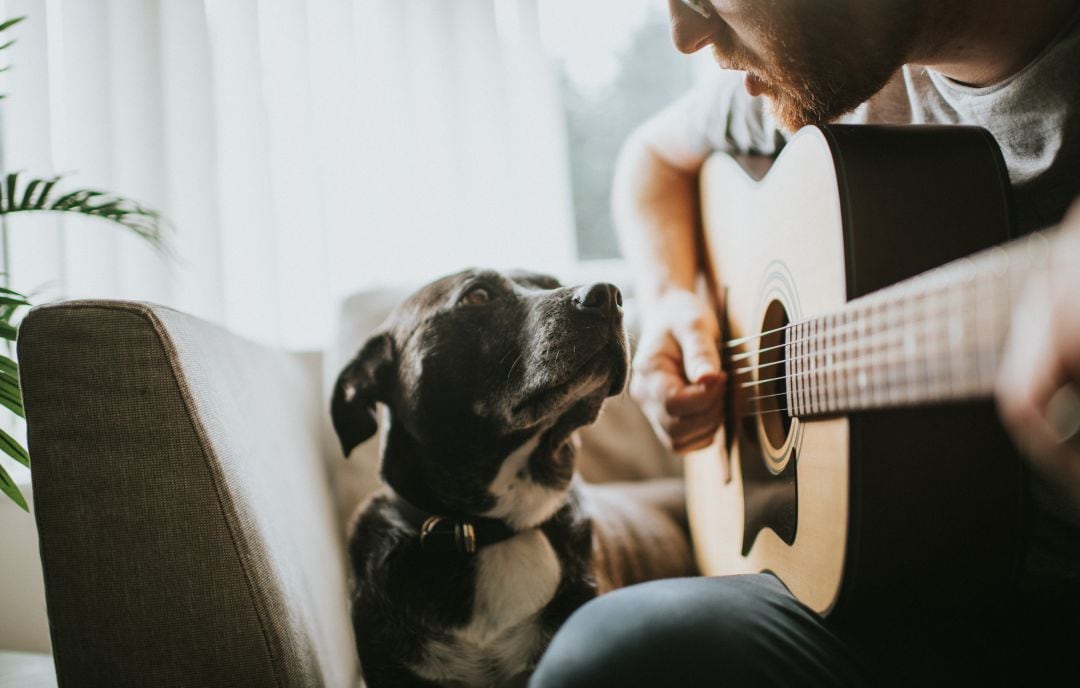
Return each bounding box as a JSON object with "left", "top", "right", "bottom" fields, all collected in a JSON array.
[
  {"left": 904, "top": 281, "right": 918, "bottom": 404},
  {"left": 812, "top": 317, "right": 816, "bottom": 412},
  {"left": 799, "top": 319, "right": 809, "bottom": 415},
  {"left": 893, "top": 296, "right": 905, "bottom": 405},
  {"left": 872, "top": 300, "right": 884, "bottom": 407},
  {"left": 829, "top": 314, "right": 837, "bottom": 411},
  {"left": 806, "top": 319, "right": 814, "bottom": 413},
  {"left": 818, "top": 315, "right": 827, "bottom": 412},
  {"left": 786, "top": 319, "right": 794, "bottom": 412}
]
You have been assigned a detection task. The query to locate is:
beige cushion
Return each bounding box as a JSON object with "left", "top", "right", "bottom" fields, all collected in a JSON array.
[{"left": 20, "top": 301, "right": 356, "bottom": 687}]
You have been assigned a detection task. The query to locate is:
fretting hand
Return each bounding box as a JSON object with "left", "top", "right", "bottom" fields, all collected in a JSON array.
[{"left": 996, "top": 197, "right": 1080, "bottom": 501}]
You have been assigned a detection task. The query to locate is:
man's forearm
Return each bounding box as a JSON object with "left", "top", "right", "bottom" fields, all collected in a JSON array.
[{"left": 612, "top": 132, "right": 704, "bottom": 307}]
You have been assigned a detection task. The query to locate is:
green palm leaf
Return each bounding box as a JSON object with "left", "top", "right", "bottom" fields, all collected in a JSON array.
[
  {"left": 0, "top": 426, "right": 28, "bottom": 468},
  {"left": 0, "top": 172, "right": 170, "bottom": 253},
  {"left": 0, "top": 461, "right": 28, "bottom": 512},
  {"left": 0, "top": 16, "right": 23, "bottom": 101},
  {"left": 0, "top": 16, "right": 25, "bottom": 33}
]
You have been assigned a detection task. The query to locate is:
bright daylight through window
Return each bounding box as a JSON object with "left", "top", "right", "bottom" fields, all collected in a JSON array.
[{"left": 538, "top": 1, "right": 694, "bottom": 260}]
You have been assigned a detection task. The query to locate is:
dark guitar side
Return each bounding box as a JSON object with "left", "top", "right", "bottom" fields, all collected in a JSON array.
[
  {"left": 688, "top": 125, "right": 1025, "bottom": 626},
  {"left": 824, "top": 125, "right": 1022, "bottom": 623}
]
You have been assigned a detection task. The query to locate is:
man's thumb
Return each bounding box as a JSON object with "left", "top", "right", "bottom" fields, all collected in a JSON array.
[{"left": 677, "top": 330, "right": 721, "bottom": 384}]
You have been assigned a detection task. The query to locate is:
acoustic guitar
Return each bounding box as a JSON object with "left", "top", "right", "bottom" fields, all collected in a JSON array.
[{"left": 685, "top": 124, "right": 1050, "bottom": 622}]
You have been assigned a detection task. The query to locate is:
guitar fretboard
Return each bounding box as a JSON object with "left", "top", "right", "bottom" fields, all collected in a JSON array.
[{"left": 784, "top": 231, "right": 1053, "bottom": 417}]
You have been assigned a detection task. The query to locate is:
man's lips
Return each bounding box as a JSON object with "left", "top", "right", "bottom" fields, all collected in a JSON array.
[{"left": 745, "top": 72, "right": 769, "bottom": 96}]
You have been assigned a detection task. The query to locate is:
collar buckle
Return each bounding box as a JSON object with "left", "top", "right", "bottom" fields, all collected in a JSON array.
[{"left": 419, "top": 515, "right": 478, "bottom": 554}]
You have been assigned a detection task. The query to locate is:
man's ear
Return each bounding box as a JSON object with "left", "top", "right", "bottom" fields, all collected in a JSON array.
[{"left": 331, "top": 333, "right": 394, "bottom": 458}]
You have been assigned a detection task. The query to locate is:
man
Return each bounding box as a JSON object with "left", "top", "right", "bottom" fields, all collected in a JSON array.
[{"left": 530, "top": 0, "right": 1080, "bottom": 684}]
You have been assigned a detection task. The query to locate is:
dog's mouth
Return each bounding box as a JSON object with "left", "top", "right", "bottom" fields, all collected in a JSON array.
[{"left": 511, "top": 339, "right": 627, "bottom": 423}]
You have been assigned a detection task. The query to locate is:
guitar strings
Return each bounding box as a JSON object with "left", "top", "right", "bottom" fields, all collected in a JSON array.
[
  {"left": 733, "top": 330, "right": 1002, "bottom": 390},
  {"left": 732, "top": 337, "right": 998, "bottom": 418},
  {"left": 712, "top": 234, "right": 1051, "bottom": 422},
  {"left": 728, "top": 300, "right": 1007, "bottom": 414},
  {"left": 724, "top": 283, "right": 998, "bottom": 361},
  {"left": 731, "top": 325, "right": 1005, "bottom": 391},
  {"left": 723, "top": 283, "right": 1012, "bottom": 384},
  {"left": 719, "top": 233, "right": 1050, "bottom": 359},
  {"left": 721, "top": 231, "right": 1049, "bottom": 352}
]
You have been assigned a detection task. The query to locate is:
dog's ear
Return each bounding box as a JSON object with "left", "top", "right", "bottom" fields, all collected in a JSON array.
[
  {"left": 507, "top": 269, "right": 562, "bottom": 290},
  {"left": 331, "top": 333, "right": 394, "bottom": 458}
]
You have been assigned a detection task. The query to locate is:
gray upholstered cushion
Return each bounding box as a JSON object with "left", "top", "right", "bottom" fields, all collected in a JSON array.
[{"left": 19, "top": 301, "right": 356, "bottom": 687}]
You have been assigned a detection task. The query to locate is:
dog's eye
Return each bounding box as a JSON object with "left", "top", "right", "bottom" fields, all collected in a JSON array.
[{"left": 460, "top": 285, "right": 492, "bottom": 306}]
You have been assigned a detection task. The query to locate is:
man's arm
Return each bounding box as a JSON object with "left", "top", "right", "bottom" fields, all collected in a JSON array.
[
  {"left": 611, "top": 74, "right": 782, "bottom": 453},
  {"left": 612, "top": 105, "right": 723, "bottom": 454}
]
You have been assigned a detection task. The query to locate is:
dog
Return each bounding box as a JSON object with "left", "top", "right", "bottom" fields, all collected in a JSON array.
[{"left": 331, "top": 268, "right": 696, "bottom": 688}]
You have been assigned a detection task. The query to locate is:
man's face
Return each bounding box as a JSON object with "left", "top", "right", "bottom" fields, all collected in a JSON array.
[{"left": 668, "top": 0, "right": 919, "bottom": 130}]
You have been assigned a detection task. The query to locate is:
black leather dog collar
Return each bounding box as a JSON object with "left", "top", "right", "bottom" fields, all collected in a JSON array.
[{"left": 394, "top": 497, "right": 518, "bottom": 555}]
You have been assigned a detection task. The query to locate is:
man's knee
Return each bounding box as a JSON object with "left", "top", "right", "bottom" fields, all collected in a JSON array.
[{"left": 530, "top": 575, "right": 793, "bottom": 688}]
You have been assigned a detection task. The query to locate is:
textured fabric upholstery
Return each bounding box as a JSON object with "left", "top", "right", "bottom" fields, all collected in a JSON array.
[{"left": 19, "top": 301, "right": 357, "bottom": 688}]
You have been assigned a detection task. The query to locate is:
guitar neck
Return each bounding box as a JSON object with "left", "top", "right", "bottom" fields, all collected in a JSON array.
[{"left": 785, "top": 231, "right": 1053, "bottom": 417}]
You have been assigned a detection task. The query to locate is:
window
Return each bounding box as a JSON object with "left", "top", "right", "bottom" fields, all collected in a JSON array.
[{"left": 540, "top": 2, "right": 694, "bottom": 260}]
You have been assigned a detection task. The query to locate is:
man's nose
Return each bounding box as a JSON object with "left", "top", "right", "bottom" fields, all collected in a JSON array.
[{"left": 668, "top": 0, "right": 716, "bottom": 54}]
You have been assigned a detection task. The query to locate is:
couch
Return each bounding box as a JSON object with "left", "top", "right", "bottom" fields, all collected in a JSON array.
[{"left": 17, "top": 292, "right": 677, "bottom": 687}]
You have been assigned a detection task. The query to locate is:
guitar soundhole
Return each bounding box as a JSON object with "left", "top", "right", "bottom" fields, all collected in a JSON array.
[
  {"left": 738, "top": 296, "right": 799, "bottom": 555},
  {"left": 758, "top": 299, "right": 791, "bottom": 453}
]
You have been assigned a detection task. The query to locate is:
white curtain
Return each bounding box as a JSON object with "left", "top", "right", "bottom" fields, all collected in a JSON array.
[{"left": 0, "top": 0, "right": 575, "bottom": 350}]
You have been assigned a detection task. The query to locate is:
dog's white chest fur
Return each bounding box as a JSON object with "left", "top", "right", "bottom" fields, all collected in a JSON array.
[{"left": 412, "top": 529, "right": 562, "bottom": 686}]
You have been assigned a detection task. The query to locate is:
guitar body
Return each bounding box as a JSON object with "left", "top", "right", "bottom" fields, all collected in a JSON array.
[{"left": 687, "top": 125, "right": 1024, "bottom": 623}]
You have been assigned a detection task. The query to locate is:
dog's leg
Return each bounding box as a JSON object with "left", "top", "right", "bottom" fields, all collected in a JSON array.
[{"left": 582, "top": 479, "right": 697, "bottom": 593}]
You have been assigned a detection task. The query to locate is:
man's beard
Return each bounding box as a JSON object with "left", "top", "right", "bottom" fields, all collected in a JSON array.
[
  {"left": 715, "top": 8, "right": 917, "bottom": 132},
  {"left": 762, "top": 57, "right": 898, "bottom": 132}
]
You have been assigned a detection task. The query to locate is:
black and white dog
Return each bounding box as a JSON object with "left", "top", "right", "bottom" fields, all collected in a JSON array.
[{"left": 331, "top": 268, "right": 695, "bottom": 688}]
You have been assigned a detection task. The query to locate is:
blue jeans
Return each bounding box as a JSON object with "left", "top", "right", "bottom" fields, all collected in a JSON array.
[{"left": 529, "top": 573, "right": 1075, "bottom": 687}]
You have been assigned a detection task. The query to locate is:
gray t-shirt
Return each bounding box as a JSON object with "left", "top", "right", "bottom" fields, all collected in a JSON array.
[
  {"left": 684, "top": 11, "right": 1080, "bottom": 584},
  {"left": 691, "top": 9, "right": 1080, "bottom": 236}
]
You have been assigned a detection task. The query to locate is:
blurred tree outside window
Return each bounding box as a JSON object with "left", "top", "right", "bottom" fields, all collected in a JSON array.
[{"left": 543, "top": 4, "right": 694, "bottom": 260}]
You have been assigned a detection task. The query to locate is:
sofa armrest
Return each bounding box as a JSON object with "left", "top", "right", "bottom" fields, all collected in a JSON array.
[{"left": 18, "top": 301, "right": 356, "bottom": 687}]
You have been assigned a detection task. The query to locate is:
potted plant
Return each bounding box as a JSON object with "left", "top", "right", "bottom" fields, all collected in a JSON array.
[{"left": 0, "top": 15, "right": 167, "bottom": 512}]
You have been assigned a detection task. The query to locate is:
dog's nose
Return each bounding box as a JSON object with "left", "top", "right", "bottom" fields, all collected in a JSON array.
[{"left": 572, "top": 283, "right": 623, "bottom": 317}]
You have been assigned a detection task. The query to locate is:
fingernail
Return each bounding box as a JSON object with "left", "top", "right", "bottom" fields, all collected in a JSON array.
[{"left": 692, "top": 363, "right": 718, "bottom": 382}]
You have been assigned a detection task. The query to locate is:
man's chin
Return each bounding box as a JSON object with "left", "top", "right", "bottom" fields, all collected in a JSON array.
[
  {"left": 767, "top": 86, "right": 866, "bottom": 133},
  {"left": 767, "top": 92, "right": 821, "bottom": 133}
]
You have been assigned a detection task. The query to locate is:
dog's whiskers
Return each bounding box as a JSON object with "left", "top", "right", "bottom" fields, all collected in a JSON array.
[
  {"left": 506, "top": 353, "right": 524, "bottom": 383},
  {"left": 498, "top": 348, "right": 515, "bottom": 367}
]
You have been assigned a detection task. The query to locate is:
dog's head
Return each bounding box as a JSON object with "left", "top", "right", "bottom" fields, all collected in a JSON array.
[{"left": 331, "top": 268, "right": 628, "bottom": 527}]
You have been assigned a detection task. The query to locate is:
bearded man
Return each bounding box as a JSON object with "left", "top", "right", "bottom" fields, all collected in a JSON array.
[{"left": 530, "top": 1, "right": 1080, "bottom": 685}]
